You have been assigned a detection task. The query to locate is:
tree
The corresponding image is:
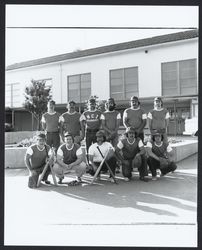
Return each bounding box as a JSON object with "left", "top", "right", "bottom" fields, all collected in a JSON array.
[{"left": 23, "top": 79, "right": 52, "bottom": 130}]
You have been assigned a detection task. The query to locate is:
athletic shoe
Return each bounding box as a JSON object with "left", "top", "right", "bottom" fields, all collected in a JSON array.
[
  {"left": 139, "top": 177, "right": 149, "bottom": 182},
  {"left": 43, "top": 180, "right": 51, "bottom": 184},
  {"left": 58, "top": 178, "right": 63, "bottom": 184},
  {"left": 152, "top": 176, "right": 157, "bottom": 181},
  {"left": 109, "top": 177, "right": 115, "bottom": 183},
  {"left": 124, "top": 177, "right": 130, "bottom": 182},
  {"left": 76, "top": 177, "right": 82, "bottom": 183},
  {"left": 156, "top": 170, "right": 161, "bottom": 177}
]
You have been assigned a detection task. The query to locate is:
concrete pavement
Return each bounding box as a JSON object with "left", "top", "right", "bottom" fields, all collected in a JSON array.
[{"left": 4, "top": 153, "right": 197, "bottom": 247}]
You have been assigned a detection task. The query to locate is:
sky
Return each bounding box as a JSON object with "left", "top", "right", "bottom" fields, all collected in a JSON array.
[{"left": 5, "top": 5, "right": 198, "bottom": 66}]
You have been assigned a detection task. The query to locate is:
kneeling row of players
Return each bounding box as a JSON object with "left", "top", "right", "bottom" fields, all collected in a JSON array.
[{"left": 25, "top": 127, "right": 177, "bottom": 188}]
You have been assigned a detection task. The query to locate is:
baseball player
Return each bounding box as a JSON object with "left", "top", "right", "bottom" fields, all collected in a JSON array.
[
  {"left": 147, "top": 97, "right": 170, "bottom": 142},
  {"left": 60, "top": 100, "right": 82, "bottom": 144},
  {"left": 146, "top": 131, "right": 177, "bottom": 180},
  {"left": 123, "top": 96, "right": 147, "bottom": 142}
]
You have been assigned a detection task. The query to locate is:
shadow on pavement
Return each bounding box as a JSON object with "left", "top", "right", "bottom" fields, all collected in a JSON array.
[{"left": 5, "top": 154, "right": 197, "bottom": 217}]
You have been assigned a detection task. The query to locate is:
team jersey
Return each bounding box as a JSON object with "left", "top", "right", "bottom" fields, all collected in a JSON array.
[
  {"left": 146, "top": 141, "right": 172, "bottom": 158},
  {"left": 117, "top": 138, "right": 143, "bottom": 160},
  {"left": 80, "top": 110, "right": 102, "bottom": 130},
  {"left": 123, "top": 107, "right": 147, "bottom": 129},
  {"left": 57, "top": 143, "right": 82, "bottom": 164},
  {"left": 89, "top": 141, "right": 114, "bottom": 162},
  {"left": 60, "top": 111, "right": 81, "bottom": 136},
  {"left": 41, "top": 112, "right": 61, "bottom": 132},
  {"left": 147, "top": 108, "right": 170, "bottom": 130},
  {"left": 26, "top": 144, "right": 51, "bottom": 169},
  {"left": 100, "top": 110, "right": 121, "bottom": 131}
]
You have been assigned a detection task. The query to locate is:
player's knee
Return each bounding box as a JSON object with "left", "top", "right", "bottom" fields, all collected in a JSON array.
[{"left": 53, "top": 163, "right": 63, "bottom": 177}]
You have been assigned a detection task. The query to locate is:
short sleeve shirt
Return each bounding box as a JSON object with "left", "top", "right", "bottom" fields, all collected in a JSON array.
[
  {"left": 41, "top": 112, "right": 61, "bottom": 132},
  {"left": 100, "top": 110, "right": 121, "bottom": 130},
  {"left": 57, "top": 143, "right": 82, "bottom": 164},
  {"left": 80, "top": 110, "right": 102, "bottom": 130},
  {"left": 59, "top": 111, "right": 81, "bottom": 136},
  {"left": 147, "top": 108, "right": 170, "bottom": 130},
  {"left": 123, "top": 107, "right": 147, "bottom": 129},
  {"left": 146, "top": 141, "right": 172, "bottom": 153},
  {"left": 88, "top": 142, "right": 114, "bottom": 162}
]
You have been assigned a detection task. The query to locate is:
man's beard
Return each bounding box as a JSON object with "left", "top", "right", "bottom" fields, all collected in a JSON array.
[{"left": 108, "top": 106, "right": 115, "bottom": 111}]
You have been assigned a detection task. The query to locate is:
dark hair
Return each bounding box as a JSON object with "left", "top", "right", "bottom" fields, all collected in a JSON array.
[
  {"left": 130, "top": 96, "right": 140, "bottom": 105},
  {"left": 152, "top": 134, "right": 164, "bottom": 141},
  {"left": 125, "top": 131, "right": 138, "bottom": 138},
  {"left": 68, "top": 100, "right": 76, "bottom": 105},
  {"left": 48, "top": 100, "right": 56, "bottom": 105},
  {"left": 96, "top": 131, "right": 106, "bottom": 142},
  {"left": 64, "top": 133, "right": 74, "bottom": 142},
  {"left": 105, "top": 97, "right": 116, "bottom": 109}
]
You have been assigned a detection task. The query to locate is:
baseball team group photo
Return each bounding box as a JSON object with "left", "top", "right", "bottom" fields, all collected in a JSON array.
[{"left": 4, "top": 5, "right": 198, "bottom": 247}]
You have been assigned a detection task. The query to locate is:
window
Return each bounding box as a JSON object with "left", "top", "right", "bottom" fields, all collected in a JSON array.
[
  {"left": 5, "top": 83, "right": 21, "bottom": 107},
  {"left": 67, "top": 73, "right": 91, "bottom": 103},
  {"left": 110, "top": 67, "right": 138, "bottom": 100},
  {"left": 162, "top": 59, "right": 197, "bottom": 96}
]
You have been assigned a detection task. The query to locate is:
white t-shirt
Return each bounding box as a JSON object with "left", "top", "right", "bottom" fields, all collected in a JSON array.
[{"left": 88, "top": 142, "right": 114, "bottom": 162}]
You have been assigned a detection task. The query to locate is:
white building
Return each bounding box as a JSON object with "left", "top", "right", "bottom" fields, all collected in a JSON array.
[{"left": 5, "top": 29, "right": 198, "bottom": 134}]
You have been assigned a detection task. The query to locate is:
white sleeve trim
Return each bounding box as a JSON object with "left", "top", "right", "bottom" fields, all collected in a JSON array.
[
  {"left": 80, "top": 114, "right": 86, "bottom": 121},
  {"left": 167, "top": 145, "right": 173, "bottom": 153},
  {"left": 41, "top": 115, "right": 46, "bottom": 123},
  {"left": 57, "top": 147, "right": 63, "bottom": 157},
  {"left": 146, "top": 142, "right": 152, "bottom": 148},
  {"left": 59, "top": 115, "right": 65, "bottom": 122},
  {"left": 165, "top": 112, "right": 170, "bottom": 119},
  {"left": 138, "top": 140, "right": 144, "bottom": 148},
  {"left": 117, "top": 141, "right": 123, "bottom": 149},
  {"left": 123, "top": 110, "right": 127, "bottom": 119},
  {"left": 76, "top": 147, "right": 83, "bottom": 156},
  {"left": 100, "top": 114, "right": 105, "bottom": 120},
  {"left": 147, "top": 112, "right": 152, "bottom": 119},
  {"left": 26, "top": 147, "right": 33, "bottom": 155},
  {"left": 48, "top": 149, "right": 53, "bottom": 157},
  {"left": 142, "top": 113, "right": 147, "bottom": 119}
]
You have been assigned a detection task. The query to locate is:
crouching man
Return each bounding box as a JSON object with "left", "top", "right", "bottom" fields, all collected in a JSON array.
[
  {"left": 115, "top": 127, "right": 149, "bottom": 182},
  {"left": 88, "top": 130, "right": 117, "bottom": 182},
  {"left": 146, "top": 131, "right": 177, "bottom": 180},
  {"left": 53, "top": 132, "right": 87, "bottom": 185},
  {"left": 24, "top": 132, "right": 54, "bottom": 188}
]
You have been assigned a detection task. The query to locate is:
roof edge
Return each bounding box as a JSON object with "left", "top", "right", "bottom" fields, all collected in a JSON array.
[{"left": 6, "top": 29, "right": 198, "bottom": 71}]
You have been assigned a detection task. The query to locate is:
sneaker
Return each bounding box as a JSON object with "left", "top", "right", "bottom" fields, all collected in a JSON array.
[
  {"left": 58, "top": 178, "right": 63, "bottom": 184},
  {"left": 124, "top": 177, "right": 130, "bottom": 182},
  {"left": 109, "top": 177, "right": 115, "bottom": 183},
  {"left": 76, "top": 177, "right": 82, "bottom": 183},
  {"left": 43, "top": 180, "right": 51, "bottom": 184},
  {"left": 156, "top": 170, "right": 161, "bottom": 177},
  {"left": 139, "top": 176, "right": 149, "bottom": 182},
  {"left": 152, "top": 176, "right": 157, "bottom": 181}
]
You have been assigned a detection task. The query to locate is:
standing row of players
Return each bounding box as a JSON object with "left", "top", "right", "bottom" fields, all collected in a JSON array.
[
  {"left": 25, "top": 96, "right": 177, "bottom": 187},
  {"left": 41, "top": 95, "right": 170, "bottom": 150}
]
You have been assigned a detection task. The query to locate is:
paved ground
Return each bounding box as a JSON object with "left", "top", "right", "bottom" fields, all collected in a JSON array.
[{"left": 4, "top": 153, "right": 197, "bottom": 247}]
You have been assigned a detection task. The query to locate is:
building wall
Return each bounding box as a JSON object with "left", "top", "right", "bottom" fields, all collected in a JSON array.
[{"left": 6, "top": 38, "right": 198, "bottom": 108}]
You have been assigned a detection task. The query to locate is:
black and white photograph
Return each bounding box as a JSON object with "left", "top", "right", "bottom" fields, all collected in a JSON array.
[{"left": 4, "top": 4, "right": 198, "bottom": 247}]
